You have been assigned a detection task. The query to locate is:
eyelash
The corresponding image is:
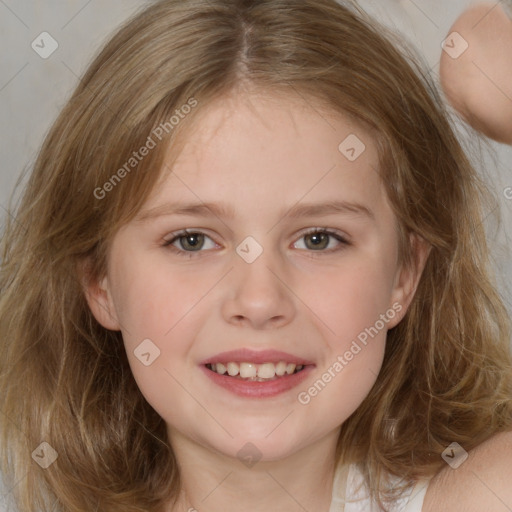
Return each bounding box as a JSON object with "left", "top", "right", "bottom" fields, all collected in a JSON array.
[{"left": 162, "top": 228, "right": 350, "bottom": 259}]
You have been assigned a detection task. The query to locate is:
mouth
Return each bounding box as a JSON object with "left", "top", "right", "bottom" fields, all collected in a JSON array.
[
  {"left": 200, "top": 349, "right": 315, "bottom": 398},
  {"left": 205, "top": 361, "right": 306, "bottom": 382}
]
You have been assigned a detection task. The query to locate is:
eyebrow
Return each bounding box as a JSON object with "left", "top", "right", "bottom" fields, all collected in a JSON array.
[{"left": 135, "top": 199, "right": 375, "bottom": 223}]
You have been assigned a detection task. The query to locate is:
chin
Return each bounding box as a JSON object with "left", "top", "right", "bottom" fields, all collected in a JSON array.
[{"left": 212, "top": 430, "right": 305, "bottom": 463}]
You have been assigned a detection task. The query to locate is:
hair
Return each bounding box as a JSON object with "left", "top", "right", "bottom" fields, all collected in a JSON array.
[
  {"left": 504, "top": 0, "right": 512, "bottom": 18},
  {"left": 1, "top": 0, "right": 512, "bottom": 510}
]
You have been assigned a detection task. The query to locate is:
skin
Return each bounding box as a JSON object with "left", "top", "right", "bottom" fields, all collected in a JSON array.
[
  {"left": 85, "top": 87, "right": 430, "bottom": 512},
  {"left": 439, "top": 2, "right": 512, "bottom": 144},
  {"left": 424, "top": 430, "right": 512, "bottom": 511}
]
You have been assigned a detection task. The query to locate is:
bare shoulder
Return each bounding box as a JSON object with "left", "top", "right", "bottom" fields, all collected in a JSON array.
[{"left": 423, "top": 430, "right": 512, "bottom": 512}]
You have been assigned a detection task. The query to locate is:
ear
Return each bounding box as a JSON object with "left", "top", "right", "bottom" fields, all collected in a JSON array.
[
  {"left": 78, "top": 260, "right": 121, "bottom": 331},
  {"left": 387, "top": 233, "right": 431, "bottom": 329}
]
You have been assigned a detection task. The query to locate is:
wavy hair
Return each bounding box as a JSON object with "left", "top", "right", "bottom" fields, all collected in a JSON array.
[{"left": 1, "top": 0, "right": 512, "bottom": 510}]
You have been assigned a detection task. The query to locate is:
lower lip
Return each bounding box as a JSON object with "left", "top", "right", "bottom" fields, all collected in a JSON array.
[{"left": 200, "top": 365, "right": 315, "bottom": 398}]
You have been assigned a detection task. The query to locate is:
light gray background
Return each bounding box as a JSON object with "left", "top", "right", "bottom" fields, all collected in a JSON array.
[{"left": 0, "top": 0, "right": 512, "bottom": 508}]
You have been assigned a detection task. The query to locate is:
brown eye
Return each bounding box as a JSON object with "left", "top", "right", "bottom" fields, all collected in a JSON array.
[
  {"left": 304, "top": 231, "right": 330, "bottom": 250},
  {"left": 175, "top": 232, "right": 205, "bottom": 251},
  {"left": 163, "top": 230, "right": 217, "bottom": 257},
  {"left": 293, "top": 229, "right": 349, "bottom": 253}
]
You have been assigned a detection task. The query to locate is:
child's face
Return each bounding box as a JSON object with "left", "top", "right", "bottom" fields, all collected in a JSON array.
[{"left": 87, "top": 89, "right": 424, "bottom": 463}]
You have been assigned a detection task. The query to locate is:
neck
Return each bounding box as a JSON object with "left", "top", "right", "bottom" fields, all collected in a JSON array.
[{"left": 167, "top": 429, "right": 340, "bottom": 512}]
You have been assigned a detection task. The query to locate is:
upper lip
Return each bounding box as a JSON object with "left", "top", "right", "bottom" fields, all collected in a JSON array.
[{"left": 200, "top": 348, "right": 315, "bottom": 366}]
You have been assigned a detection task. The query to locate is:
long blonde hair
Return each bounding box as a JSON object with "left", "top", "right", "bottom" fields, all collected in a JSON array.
[{"left": 1, "top": 0, "right": 512, "bottom": 510}]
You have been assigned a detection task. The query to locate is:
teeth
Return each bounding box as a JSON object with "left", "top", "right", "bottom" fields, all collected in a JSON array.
[
  {"left": 275, "top": 361, "right": 287, "bottom": 376},
  {"left": 285, "top": 363, "right": 296, "bottom": 375},
  {"left": 227, "top": 362, "right": 239, "bottom": 376},
  {"left": 208, "top": 361, "right": 306, "bottom": 379},
  {"left": 239, "top": 363, "right": 257, "bottom": 378},
  {"left": 258, "top": 363, "right": 276, "bottom": 379}
]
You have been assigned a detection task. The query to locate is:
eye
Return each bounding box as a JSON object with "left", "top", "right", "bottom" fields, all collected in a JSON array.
[
  {"left": 163, "top": 230, "right": 218, "bottom": 257},
  {"left": 163, "top": 227, "right": 350, "bottom": 258},
  {"left": 293, "top": 228, "right": 350, "bottom": 254}
]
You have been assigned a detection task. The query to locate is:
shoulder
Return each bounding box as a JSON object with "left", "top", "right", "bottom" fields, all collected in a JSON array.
[{"left": 422, "top": 430, "right": 512, "bottom": 512}]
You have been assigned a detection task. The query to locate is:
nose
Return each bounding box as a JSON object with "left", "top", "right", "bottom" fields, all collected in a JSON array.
[{"left": 220, "top": 247, "right": 296, "bottom": 330}]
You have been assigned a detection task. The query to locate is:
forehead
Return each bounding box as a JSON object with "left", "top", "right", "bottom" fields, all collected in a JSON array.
[{"left": 146, "top": 88, "right": 389, "bottom": 222}]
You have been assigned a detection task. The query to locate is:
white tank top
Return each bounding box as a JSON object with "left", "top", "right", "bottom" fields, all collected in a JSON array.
[{"left": 329, "top": 463, "right": 430, "bottom": 512}]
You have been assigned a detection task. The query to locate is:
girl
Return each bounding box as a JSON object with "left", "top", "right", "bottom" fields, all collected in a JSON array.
[{"left": 1, "top": 1, "right": 512, "bottom": 511}]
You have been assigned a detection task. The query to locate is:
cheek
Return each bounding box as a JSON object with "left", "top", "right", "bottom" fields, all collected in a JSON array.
[
  {"left": 110, "top": 264, "right": 198, "bottom": 423},
  {"left": 334, "top": 337, "right": 386, "bottom": 417},
  {"left": 298, "top": 257, "right": 396, "bottom": 343},
  {"left": 108, "top": 255, "right": 217, "bottom": 398},
  {"left": 296, "top": 257, "right": 395, "bottom": 415},
  {"left": 297, "top": 331, "right": 386, "bottom": 425},
  {"left": 110, "top": 254, "right": 212, "bottom": 344}
]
